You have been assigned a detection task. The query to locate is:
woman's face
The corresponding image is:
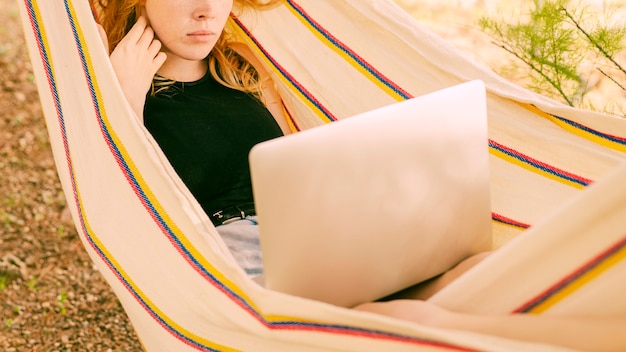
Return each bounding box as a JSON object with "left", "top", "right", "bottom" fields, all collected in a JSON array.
[{"left": 142, "top": 0, "right": 233, "bottom": 63}]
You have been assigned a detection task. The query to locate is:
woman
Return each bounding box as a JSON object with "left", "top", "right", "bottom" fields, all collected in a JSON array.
[
  {"left": 95, "top": 1, "right": 625, "bottom": 350},
  {"left": 96, "top": 0, "right": 289, "bottom": 277}
]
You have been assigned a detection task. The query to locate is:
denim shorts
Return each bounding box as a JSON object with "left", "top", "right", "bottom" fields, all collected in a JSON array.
[{"left": 215, "top": 216, "right": 263, "bottom": 278}]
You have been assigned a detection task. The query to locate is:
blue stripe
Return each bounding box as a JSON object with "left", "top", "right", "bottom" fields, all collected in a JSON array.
[
  {"left": 232, "top": 16, "right": 337, "bottom": 123},
  {"left": 489, "top": 140, "right": 590, "bottom": 187},
  {"left": 285, "top": 0, "right": 412, "bottom": 100},
  {"left": 550, "top": 112, "right": 626, "bottom": 145},
  {"left": 31, "top": 1, "right": 480, "bottom": 349}
]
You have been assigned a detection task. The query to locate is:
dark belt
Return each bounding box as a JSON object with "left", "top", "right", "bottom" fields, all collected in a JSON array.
[{"left": 209, "top": 203, "right": 256, "bottom": 227}]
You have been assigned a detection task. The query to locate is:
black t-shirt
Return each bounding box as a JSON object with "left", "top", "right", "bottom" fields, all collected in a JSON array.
[{"left": 143, "top": 72, "right": 284, "bottom": 215}]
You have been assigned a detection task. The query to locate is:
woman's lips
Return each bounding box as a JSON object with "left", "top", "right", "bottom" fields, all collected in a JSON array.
[{"left": 187, "top": 31, "right": 215, "bottom": 42}]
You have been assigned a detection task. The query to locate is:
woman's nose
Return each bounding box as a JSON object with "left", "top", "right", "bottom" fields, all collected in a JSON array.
[{"left": 193, "top": 0, "right": 216, "bottom": 20}]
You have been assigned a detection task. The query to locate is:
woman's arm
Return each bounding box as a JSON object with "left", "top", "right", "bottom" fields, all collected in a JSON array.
[
  {"left": 355, "top": 300, "right": 626, "bottom": 352},
  {"left": 97, "top": 16, "right": 166, "bottom": 122}
]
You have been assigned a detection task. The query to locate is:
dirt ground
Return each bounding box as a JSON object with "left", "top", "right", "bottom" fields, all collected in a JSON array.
[
  {"left": 0, "top": 0, "right": 623, "bottom": 351},
  {"left": 0, "top": 1, "right": 142, "bottom": 350}
]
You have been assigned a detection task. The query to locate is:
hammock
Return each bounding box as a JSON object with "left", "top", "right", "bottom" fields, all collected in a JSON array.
[{"left": 18, "top": 0, "right": 626, "bottom": 350}]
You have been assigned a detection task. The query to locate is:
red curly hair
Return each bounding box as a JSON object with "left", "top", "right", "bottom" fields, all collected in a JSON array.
[{"left": 92, "top": 0, "right": 282, "bottom": 99}]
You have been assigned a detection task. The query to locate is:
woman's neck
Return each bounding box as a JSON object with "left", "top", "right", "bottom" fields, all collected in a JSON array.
[{"left": 157, "top": 57, "right": 208, "bottom": 82}]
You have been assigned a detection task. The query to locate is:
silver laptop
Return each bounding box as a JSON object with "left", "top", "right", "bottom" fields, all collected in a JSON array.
[{"left": 249, "top": 80, "right": 492, "bottom": 307}]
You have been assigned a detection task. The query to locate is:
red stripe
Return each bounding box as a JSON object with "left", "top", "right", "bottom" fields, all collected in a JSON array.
[
  {"left": 514, "top": 234, "right": 626, "bottom": 313},
  {"left": 493, "top": 212, "right": 531, "bottom": 229}
]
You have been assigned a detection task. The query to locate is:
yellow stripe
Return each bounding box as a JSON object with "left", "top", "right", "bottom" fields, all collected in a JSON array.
[
  {"left": 67, "top": 9, "right": 368, "bottom": 341},
  {"left": 62, "top": 1, "right": 254, "bottom": 349},
  {"left": 77, "top": 194, "right": 238, "bottom": 351},
  {"left": 282, "top": 104, "right": 299, "bottom": 133},
  {"left": 230, "top": 19, "right": 333, "bottom": 125},
  {"left": 521, "top": 103, "right": 626, "bottom": 153},
  {"left": 285, "top": 4, "right": 407, "bottom": 102},
  {"left": 27, "top": 1, "right": 198, "bottom": 348},
  {"left": 528, "top": 243, "right": 626, "bottom": 314},
  {"left": 489, "top": 147, "right": 587, "bottom": 190},
  {"left": 491, "top": 218, "right": 528, "bottom": 231}
]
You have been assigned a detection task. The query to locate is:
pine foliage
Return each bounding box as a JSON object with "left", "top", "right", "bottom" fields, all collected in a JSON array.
[{"left": 480, "top": 0, "right": 626, "bottom": 116}]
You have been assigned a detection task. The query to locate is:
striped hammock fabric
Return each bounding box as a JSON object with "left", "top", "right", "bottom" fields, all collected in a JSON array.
[{"left": 18, "top": 0, "right": 626, "bottom": 350}]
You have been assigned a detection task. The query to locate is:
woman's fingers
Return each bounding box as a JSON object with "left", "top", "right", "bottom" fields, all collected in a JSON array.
[
  {"left": 136, "top": 24, "right": 156, "bottom": 51},
  {"left": 108, "top": 15, "right": 166, "bottom": 121},
  {"left": 126, "top": 17, "right": 164, "bottom": 66},
  {"left": 112, "top": 15, "right": 164, "bottom": 70},
  {"left": 146, "top": 35, "right": 163, "bottom": 60},
  {"left": 118, "top": 16, "right": 154, "bottom": 52},
  {"left": 120, "top": 15, "right": 148, "bottom": 45},
  {"left": 153, "top": 51, "right": 167, "bottom": 70}
]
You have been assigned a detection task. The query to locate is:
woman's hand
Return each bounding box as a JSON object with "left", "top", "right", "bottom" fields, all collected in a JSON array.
[{"left": 108, "top": 16, "right": 167, "bottom": 121}]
